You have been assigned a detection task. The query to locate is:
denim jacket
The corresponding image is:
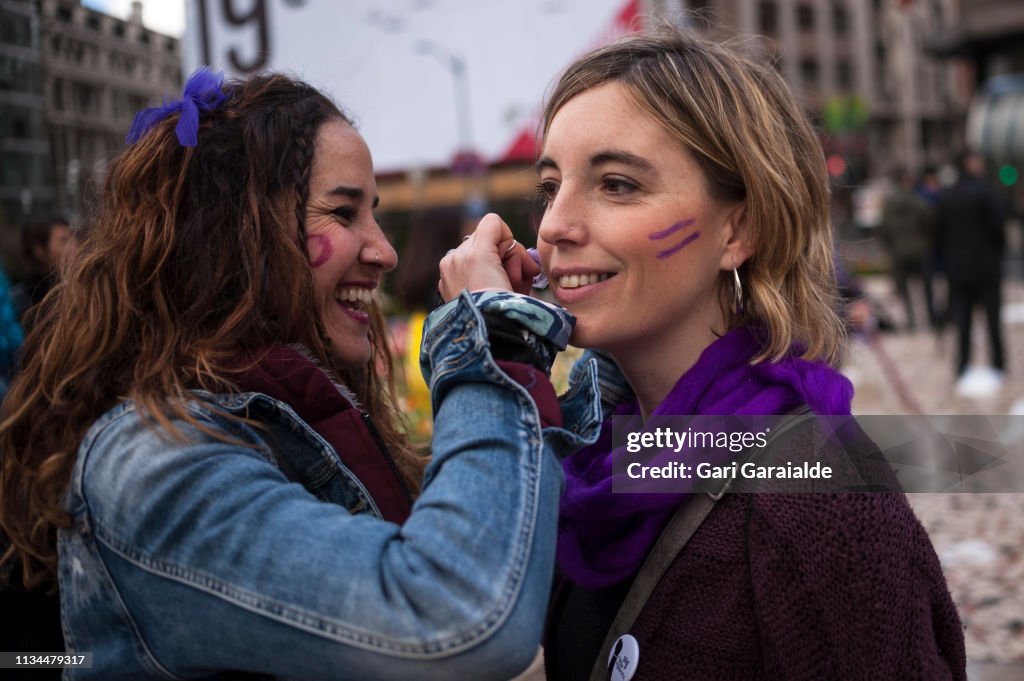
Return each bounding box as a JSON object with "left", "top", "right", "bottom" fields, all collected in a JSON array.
[{"left": 58, "top": 292, "right": 603, "bottom": 680}]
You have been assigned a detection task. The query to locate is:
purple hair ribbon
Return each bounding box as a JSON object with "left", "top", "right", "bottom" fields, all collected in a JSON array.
[{"left": 126, "top": 67, "right": 230, "bottom": 147}]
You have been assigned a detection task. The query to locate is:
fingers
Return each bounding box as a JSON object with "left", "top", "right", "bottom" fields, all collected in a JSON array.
[
  {"left": 470, "top": 213, "right": 513, "bottom": 251},
  {"left": 437, "top": 214, "right": 515, "bottom": 301}
]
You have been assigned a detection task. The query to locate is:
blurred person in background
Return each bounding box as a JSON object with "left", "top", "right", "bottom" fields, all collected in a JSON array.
[
  {"left": 877, "top": 167, "right": 936, "bottom": 330},
  {"left": 0, "top": 266, "right": 23, "bottom": 398},
  {"left": 935, "top": 151, "right": 1007, "bottom": 384},
  {"left": 916, "top": 165, "right": 948, "bottom": 327},
  {"left": 12, "top": 215, "right": 72, "bottom": 325}
]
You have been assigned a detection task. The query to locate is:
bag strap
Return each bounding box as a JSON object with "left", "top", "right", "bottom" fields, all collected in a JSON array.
[{"left": 587, "top": 407, "right": 813, "bottom": 681}]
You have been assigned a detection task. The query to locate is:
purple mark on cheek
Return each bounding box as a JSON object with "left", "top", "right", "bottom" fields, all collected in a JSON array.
[
  {"left": 648, "top": 218, "right": 700, "bottom": 259},
  {"left": 307, "top": 234, "right": 332, "bottom": 268},
  {"left": 648, "top": 217, "right": 696, "bottom": 241},
  {"left": 656, "top": 231, "right": 701, "bottom": 259}
]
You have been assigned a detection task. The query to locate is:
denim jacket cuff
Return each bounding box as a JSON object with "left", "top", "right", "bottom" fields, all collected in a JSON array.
[
  {"left": 422, "top": 290, "right": 575, "bottom": 375},
  {"left": 567, "top": 348, "right": 635, "bottom": 421}
]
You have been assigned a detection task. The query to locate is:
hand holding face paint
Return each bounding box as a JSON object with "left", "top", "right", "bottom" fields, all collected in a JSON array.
[
  {"left": 437, "top": 213, "right": 538, "bottom": 301},
  {"left": 501, "top": 237, "right": 540, "bottom": 296}
]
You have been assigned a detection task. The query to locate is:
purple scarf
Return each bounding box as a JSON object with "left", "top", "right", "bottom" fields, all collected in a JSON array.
[{"left": 557, "top": 326, "right": 853, "bottom": 588}]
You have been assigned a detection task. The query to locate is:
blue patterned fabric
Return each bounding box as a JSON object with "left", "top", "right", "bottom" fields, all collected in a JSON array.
[
  {"left": 423, "top": 290, "right": 575, "bottom": 373},
  {"left": 0, "top": 268, "right": 24, "bottom": 383}
]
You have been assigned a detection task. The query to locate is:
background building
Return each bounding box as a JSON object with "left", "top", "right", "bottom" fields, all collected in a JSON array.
[
  {"left": 678, "top": 0, "right": 968, "bottom": 184},
  {"left": 0, "top": 0, "right": 55, "bottom": 264},
  {"left": 930, "top": 0, "right": 1024, "bottom": 171},
  {"left": 39, "top": 0, "right": 181, "bottom": 221}
]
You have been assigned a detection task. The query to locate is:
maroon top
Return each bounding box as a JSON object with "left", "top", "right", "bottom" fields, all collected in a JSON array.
[
  {"left": 232, "top": 345, "right": 413, "bottom": 524},
  {"left": 231, "top": 346, "right": 564, "bottom": 526},
  {"left": 546, "top": 491, "right": 966, "bottom": 680}
]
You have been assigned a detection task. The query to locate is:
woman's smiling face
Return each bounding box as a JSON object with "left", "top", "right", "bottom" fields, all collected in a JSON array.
[
  {"left": 536, "top": 82, "right": 746, "bottom": 357},
  {"left": 304, "top": 119, "right": 397, "bottom": 367}
]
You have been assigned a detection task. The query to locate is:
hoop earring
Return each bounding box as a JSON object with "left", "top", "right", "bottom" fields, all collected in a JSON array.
[{"left": 732, "top": 267, "right": 743, "bottom": 315}]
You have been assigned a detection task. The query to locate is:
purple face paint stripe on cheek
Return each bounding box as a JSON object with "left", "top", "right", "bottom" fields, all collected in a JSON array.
[
  {"left": 648, "top": 217, "right": 696, "bottom": 240},
  {"left": 656, "top": 231, "right": 701, "bottom": 259},
  {"left": 307, "top": 234, "right": 332, "bottom": 268}
]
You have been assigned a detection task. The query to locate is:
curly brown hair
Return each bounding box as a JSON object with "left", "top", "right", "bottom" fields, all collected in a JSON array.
[{"left": 0, "top": 73, "right": 424, "bottom": 590}]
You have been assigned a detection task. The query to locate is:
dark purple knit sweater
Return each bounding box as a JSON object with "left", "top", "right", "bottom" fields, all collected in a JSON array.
[{"left": 546, "top": 491, "right": 966, "bottom": 680}]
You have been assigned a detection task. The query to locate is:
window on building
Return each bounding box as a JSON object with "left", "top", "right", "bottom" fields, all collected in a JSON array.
[
  {"left": 52, "top": 79, "right": 64, "bottom": 111},
  {"left": 164, "top": 38, "right": 176, "bottom": 52},
  {"left": 139, "top": 31, "right": 151, "bottom": 45},
  {"left": 874, "top": 41, "right": 887, "bottom": 64},
  {"left": 832, "top": 2, "right": 848, "bottom": 35},
  {"left": 0, "top": 11, "right": 32, "bottom": 47},
  {"left": 0, "top": 57, "right": 42, "bottom": 94},
  {"left": 72, "top": 83, "right": 98, "bottom": 115},
  {"left": 2, "top": 152, "right": 46, "bottom": 185},
  {"left": 86, "top": 13, "right": 101, "bottom": 30},
  {"left": 837, "top": 59, "right": 853, "bottom": 89},
  {"left": 797, "top": 4, "right": 815, "bottom": 32},
  {"left": 56, "top": 6, "right": 73, "bottom": 23},
  {"left": 112, "top": 21, "right": 126, "bottom": 37},
  {"left": 758, "top": 1, "right": 778, "bottom": 35},
  {"left": 11, "top": 115, "right": 28, "bottom": 139},
  {"left": 799, "top": 58, "right": 819, "bottom": 85}
]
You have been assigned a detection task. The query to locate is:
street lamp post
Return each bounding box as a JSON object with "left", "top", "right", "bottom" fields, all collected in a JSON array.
[{"left": 415, "top": 40, "right": 474, "bottom": 155}]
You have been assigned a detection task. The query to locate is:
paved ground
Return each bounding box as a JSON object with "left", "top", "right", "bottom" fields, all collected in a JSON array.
[{"left": 851, "top": 274, "right": 1024, "bottom": 679}]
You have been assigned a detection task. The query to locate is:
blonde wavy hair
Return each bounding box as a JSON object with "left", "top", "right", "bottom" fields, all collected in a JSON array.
[{"left": 542, "top": 28, "right": 846, "bottom": 366}]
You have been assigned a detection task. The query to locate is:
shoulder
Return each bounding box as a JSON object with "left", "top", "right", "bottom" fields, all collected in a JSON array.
[
  {"left": 80, "top": 395, "right": 269, "bottom": 462},
  {"left": 747, "top": 492, "right": 931, "bottom": 571},
  {"left": 72, "top": 397, "right": 278, "bottom": 529}
]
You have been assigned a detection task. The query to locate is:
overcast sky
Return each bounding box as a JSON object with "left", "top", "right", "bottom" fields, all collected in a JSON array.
[
  {"left": 82, "top": 0, "right": 185, "bottom": 37},
  {"left": 80, "top": 0, "right": 636, "bottom": 172}
]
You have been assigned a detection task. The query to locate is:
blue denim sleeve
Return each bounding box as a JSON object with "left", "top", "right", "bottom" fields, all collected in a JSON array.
[
  {"left": 421, "top": 290, "right": 574, "bottom": 383},
  {"left": 61, "top": 294, "right": 602, "bottom": 681},
  {"left": 566, "top": 348, "right": 635, "bottom": 421}
]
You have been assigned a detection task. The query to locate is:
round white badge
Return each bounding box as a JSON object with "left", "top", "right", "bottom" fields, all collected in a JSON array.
[{"left": 606, "top": 633, "right": 640, "bottom": 681}]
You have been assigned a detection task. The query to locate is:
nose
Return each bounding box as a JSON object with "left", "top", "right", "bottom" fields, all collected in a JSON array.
[
  {"left": 537, "top": 187, "right": 584, "bottom": 247},
  {"left": 361, "top": 224, "right": 398, "bottom": 272}
]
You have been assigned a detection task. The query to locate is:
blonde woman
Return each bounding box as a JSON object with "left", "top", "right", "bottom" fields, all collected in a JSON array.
[{"left": 525, "top": 29, "right": 965, "bottom": 680}]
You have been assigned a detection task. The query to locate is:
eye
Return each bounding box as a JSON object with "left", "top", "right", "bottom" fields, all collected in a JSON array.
[
  {"left": 534, "top": 179, "right": 559, "bottom": 204},
  {"left": 602, "top": 176, "right": 638, "bottom": 195},
  {"left": 330, "top": 206, "right": 356, "bottom": 223}
]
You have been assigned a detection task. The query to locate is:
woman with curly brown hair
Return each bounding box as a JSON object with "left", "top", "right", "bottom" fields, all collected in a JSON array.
[{"left": 0, "top": 69, "right": 592, "bottom": 680}]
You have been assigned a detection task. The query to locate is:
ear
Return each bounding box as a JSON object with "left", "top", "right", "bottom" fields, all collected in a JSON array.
[{"left": 718, "top": 201, "right": 754, "bottom": 271}]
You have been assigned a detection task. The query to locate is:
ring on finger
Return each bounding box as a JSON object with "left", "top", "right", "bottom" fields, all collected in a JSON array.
[{"left": 502, "top": 239, "right": 518, "bottom": 260}]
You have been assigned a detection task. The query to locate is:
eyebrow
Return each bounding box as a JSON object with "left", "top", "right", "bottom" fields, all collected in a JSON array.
[
  {"left": 327, "top": 185, "right": 379, "bottom": 209},
  {"left": 535, "top": 150, "right": 657, "bottom": 175}
]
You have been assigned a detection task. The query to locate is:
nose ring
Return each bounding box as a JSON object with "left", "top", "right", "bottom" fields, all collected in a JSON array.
[
  {"left": 374, "top": 251, "right": 380, "bottom": 264},
  {"left": 569, "top": 225, "right": 576, "bottom": 232}
]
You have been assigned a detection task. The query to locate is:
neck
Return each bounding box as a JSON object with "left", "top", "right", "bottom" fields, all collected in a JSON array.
[{"left": 609, "top": 301, "right": 728, "bottom": 420}]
